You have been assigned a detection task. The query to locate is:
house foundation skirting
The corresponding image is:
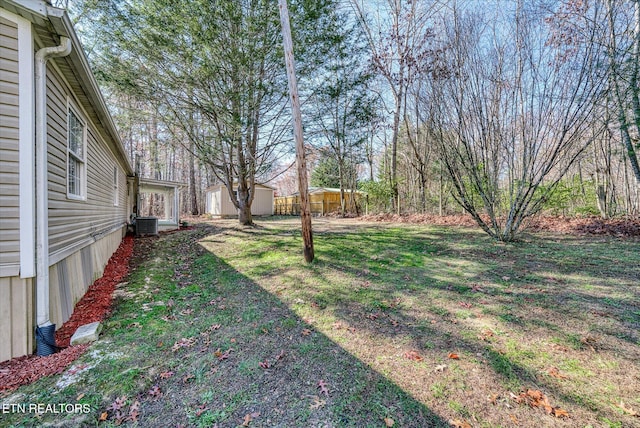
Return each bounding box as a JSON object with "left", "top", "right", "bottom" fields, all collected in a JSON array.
[{"left": 0, "top": 226, "right": 125, "bottom": 362}]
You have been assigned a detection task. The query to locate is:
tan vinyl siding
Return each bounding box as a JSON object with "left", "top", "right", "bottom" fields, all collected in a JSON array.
[
  {"left": 45, "top": 65, "right": 128, "bottom": 259},
  {"left": 48, "top": 228, "right": 121, "bottom": 328},
  {"left": 0, "top": 16, "right": 20, "bottom": 271},
  {"left": 0, "top": 276, "right": 34, "bottom": 361},
  {"left": 0, "top": 229, "right": 121, "bottom": 362}
]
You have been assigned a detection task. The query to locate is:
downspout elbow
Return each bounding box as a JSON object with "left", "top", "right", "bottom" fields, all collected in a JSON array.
[{"left": 35, "top": 36, "right": 72, "bottom": 64}]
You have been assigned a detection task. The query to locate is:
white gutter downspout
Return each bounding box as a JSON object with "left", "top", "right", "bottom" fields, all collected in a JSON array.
[{"left": 35, "top": 37, "right": 72, "bottom": 327}]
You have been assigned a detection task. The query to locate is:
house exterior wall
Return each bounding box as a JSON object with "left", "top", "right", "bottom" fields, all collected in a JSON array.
[
  {"left": 0, "top": 5, "right": 131, "bottom": 361},
  {"left": 0, "top": 8, "right": 36, "bottom": 362},
  {"left": 0, "top": 228, "right": 122, "bottom": 361},
  {"left": 44, "top": 63, "right": 129, "bottom": 263},
  {"left": 0, "top": 276, "right": 34, "bottom": 362},
  {"left": 48, "top": 227, "right": 122, "bottom": 328},
  {"left": 0, "top": 15, "right": 20, "bottom": 275}
]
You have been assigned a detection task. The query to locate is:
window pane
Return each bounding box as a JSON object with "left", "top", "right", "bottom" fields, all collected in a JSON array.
[
  {"left": 68, "top": 157, "right": 76, "bottom": 195},
  {"left": 68, "top": 109, "right": 83, "bottom": 158},
  {"left": 68, "top": 156, "right": 82, "bottom": 196}
]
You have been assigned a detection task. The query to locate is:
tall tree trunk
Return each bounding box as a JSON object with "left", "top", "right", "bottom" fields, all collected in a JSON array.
[
  {"left": 607, "top": 0, "right": 640, "bottom": 185},
  {"left": 631, "top": 0, "right": 640, "bottom": 131},
  {"left": 280, "top": 0, "right": 314, "bottom": 262},
  {"left": 390, "top": 87, "right": 402, "bottom": 211},
  {"left": 189, "top": 143, "right": 198, "bottom": 215},
  {"left": 338, "top": 156, "right": 346, "bottom": 216},
  {"left": 238, "top": 190, "right": 252, "bottom": 225},
  {"left": 439, "top": 163, "right": 443, "bottom": 216}
]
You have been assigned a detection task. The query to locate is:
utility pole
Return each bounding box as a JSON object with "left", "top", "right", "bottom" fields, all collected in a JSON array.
[{"left": 279, "top": 0, "right": 314, "bottom": 262}]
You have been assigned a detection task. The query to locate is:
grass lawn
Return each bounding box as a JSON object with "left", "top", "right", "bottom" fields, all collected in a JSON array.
[{"left": 2, "top": 217, "right": 638, "bottom": 427}]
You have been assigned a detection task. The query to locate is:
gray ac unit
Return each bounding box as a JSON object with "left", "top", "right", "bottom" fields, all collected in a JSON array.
[{"left": 136, "top": 217, "right": 158, "bottom": 236}]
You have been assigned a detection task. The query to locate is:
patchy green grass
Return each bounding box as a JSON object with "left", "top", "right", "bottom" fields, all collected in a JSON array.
[{"left": 1, "top": 218, "right": 638, "bottom": 427}]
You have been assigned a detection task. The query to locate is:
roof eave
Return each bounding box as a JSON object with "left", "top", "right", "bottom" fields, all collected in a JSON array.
[
  {"left": 46, "top": 7, "right": 134, "bottom": 175},
  {"left": 1, "top": 0, "right": 133, "bottom": 175}
]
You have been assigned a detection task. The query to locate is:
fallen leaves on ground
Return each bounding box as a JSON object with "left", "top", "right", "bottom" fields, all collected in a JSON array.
[
  {"left": 448, "top": 352, "right": 460, "bottom": 360},
  {"left": 195, "top": 404, "right": 207, "bottom": 417},
  {"left": 309, "top": 396, "right": 326, "bottom": 410},
  {"left": 449, "top": 418, "right": 472, "bottom": 428},
  {"left": 615, "top": 401, "right": 639, "bottom": 417},
  {"left": 159, "top": 371, "right": 174, "bottom": 379},
  {"left": 404, "top": 350, "right": 424, "bottom": 362},
  {"left": 478, "top": 330, "right": 494, "bottom": 341},
  {"left": 512, "top": 389, "right": 569, "bottom": 418},
  {"left": 359, "top": 214, "right": 640, "bottom": 237},
  {"left": 103, "top": 396, "right": 141, "bottom": 424},
  {"left": 241, "top": 412, "right": 260, "bottom": 426},
  {"left": 383, "top": 416, "right": 395, "bottom": 427},
  {"left": 546, "top": 367, "right": 569, "bottom": 379},
  {"left": 107, "top": 396, "right": 127, "bottom": 412},
  {"left": 550, "top": 343, "right": 569, "bottom": 352},
  {"left": 148, "top": 385, "right": 162, "bottom": 399},
  {"left": 317, "top": 379, "right": 330, "bottom": 396},
  {"left": 580, "top": 335, "right": 600, "bottom": 351},
  {"left": 171, "top": 337, "right": 196, "bottom": 352},
  {"left": 214, "top": 348, "right": 232, "bottom": 361},
  {"left": 128, "top": 400, "right": 141, "bottom": 422},
  {"left": 471, "top": 284, "right": 484, "bottom": 292}
]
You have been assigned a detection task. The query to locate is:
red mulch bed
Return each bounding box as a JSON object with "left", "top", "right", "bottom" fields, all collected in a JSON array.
[
  {"left": 0, "top": 235, "right": 135, "bottom": 393},
  {"left": 359, "top": 213, "right": 640, "bottom": 237}
]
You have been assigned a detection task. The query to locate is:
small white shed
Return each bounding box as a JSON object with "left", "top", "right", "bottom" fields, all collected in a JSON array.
[{"left": 206, "top": 183, "right": 274, "bottom": 217}]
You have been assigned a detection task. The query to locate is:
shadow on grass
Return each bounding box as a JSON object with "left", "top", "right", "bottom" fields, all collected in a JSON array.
[
  {"left": 132, "top": 225, "right": 452, "bottom": 428},
  {"left": 213, "top": 220, "right": 639, "bottom": 425}
]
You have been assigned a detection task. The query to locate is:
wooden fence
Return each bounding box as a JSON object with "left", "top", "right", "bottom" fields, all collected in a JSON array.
[{"left": 274, "top": 191, "right": 363, "bottom": 216}]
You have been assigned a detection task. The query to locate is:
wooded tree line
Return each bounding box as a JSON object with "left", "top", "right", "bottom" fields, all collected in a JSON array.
[{"left": 64, "top": 0, "right": 639, "bottom": 241}]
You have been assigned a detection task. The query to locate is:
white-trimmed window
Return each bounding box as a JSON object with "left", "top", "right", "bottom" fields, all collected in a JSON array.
[
  {"left": 67, "top": 105, "right": 86, "bottom": 199},
  {"left": 113, "top": 165, "right": 119, "bottom": 206}
]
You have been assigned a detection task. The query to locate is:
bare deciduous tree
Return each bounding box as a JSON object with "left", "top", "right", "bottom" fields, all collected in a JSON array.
[
  {"left": 429, "top": 3, "right": 606, "bottom": 241},
  {"left": 351, "top": 0, "right": 437, "bottom": 211}
]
